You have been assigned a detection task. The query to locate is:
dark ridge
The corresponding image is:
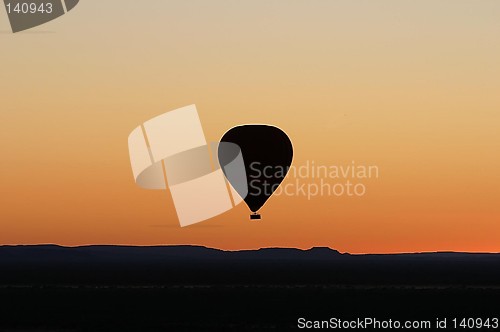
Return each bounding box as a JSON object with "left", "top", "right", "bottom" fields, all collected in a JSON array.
[
  {"left": 1, "top": 245, "right": 500, "bottom": 286},
  {"left": 1, "top": 245, "right": 500, "bottom": 331}
]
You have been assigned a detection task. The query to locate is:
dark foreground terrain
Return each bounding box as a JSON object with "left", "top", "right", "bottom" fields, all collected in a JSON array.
[{"left": 1, "top": 245, "right": 500, "bottom": 331}]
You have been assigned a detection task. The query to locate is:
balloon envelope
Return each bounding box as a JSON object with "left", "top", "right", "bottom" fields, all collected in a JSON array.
[{"left": 218, "top": 125, "right": 293, "bottom": 215}]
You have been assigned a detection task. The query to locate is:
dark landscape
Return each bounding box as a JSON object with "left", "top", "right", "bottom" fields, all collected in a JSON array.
[{"left": 1, "top": 245, "right": 500, "bottom": 331}]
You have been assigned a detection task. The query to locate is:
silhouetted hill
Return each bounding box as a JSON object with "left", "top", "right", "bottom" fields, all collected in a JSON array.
[
  {"left": 1, "top": 245, "right": 500, "bottom": 286},
  {"left": 1, "top": 246, "right": 500, "bottom": 331},
  {"left": 0, "top": 245, "right": 342, "bottom": 264}
]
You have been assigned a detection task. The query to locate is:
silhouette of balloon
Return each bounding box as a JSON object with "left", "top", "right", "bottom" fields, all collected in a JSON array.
[{"left": 218, "top": 125, "right": 293, "bottom": 220}]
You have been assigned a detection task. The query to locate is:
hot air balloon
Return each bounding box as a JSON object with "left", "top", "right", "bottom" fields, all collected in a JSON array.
[{"left": 218, "top": 125, "right": 293, "bottom": 220}]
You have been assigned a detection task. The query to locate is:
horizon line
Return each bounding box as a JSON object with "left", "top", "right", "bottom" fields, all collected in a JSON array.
[{"left": 1, "top": 243, "right": 499, "bottom": 255}]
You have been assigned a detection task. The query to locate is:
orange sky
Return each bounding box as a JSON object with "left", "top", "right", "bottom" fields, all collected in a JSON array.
[{"left": 1, "top": 1, "right": 499, "bottom": 253}]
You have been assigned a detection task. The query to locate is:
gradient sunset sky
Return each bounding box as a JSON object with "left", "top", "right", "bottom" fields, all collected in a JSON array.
[{"left": 1, "top": 1, "right": 499, "bottom": 253}]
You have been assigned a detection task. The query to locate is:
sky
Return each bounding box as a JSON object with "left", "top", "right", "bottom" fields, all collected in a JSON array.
[{"left": 1, "top": 0, "right": 499, "bottom": 253}]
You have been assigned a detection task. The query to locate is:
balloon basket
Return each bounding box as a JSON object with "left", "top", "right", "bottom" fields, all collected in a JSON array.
[{"left": 250, "top": 213, "right": 261, "bottom": 220}]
